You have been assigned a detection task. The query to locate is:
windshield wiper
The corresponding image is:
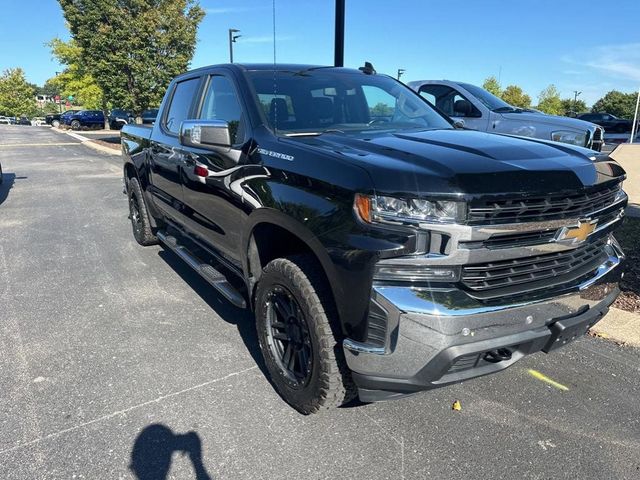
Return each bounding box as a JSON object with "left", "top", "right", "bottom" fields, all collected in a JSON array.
[
  {"left": 492, "top": 106, "right": 518, "bottom": 113},
  {"left": 283, "top": 129, "right": 346, "bottom": 137}
]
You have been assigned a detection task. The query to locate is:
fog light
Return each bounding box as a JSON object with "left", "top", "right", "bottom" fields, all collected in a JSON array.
[{"left": 373, "top": 265, "right": 460, "bottom": 282}]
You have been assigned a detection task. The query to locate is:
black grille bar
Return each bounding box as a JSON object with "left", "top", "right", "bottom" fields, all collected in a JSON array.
[
  {"left": 461, "top": 239, "right": 608, "bottom": 294},
  {"left": 468, "top": 182, "right": 621, "bottom": 224}
]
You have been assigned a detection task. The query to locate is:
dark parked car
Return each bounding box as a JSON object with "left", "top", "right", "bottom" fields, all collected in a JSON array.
[
  {"left": 121, "top": 63, "right": 626, "bottom": 413},
  {"left": 59, "top": 110, "right": 81, "bottom": 127},
  {"left": 16, "top": 116, "right": 31, "bottom": 125},
  {"left": 578, "top": 112, "right": 635, "bottom": 133},
  {"left": 141, "top": 109, "right": 159, "bottom": 125},
  {"left": 46, "top": 113, "right": 62, "bottom": 127},
  {"left": 109, "top": 109, "right": 134, "bottom": 129},
  {"left": 63, "top": 110, "right": 105, "bottom": 130}
]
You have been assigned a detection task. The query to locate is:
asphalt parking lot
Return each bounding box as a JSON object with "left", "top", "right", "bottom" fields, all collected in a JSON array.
[{"left": 1, "top": 125, "right": 640, "bottom": 479}]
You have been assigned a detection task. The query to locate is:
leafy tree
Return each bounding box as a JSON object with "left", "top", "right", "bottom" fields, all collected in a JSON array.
[
  {"left": 47, "top": 38, "right": 103, "bottom": 110},
  {"left": 561, "top": 98, "right": 588, "bottom": 117},
  {"left": 501, "top": 85, "right": 531, "bottom": 108},
  {"left": 370, "top": 103, "right": 395, "bottom": 117},
  {"left": 592, "top": 90, "right": 637, "bottom": 119},
  {"left": 482, "top": 76, "right": 502, "bottom": 97},
  {"left": 536, "top": 85, "right": 563, "bottom": 115},
  {"left": 0, "top": 68, "right": 36, "bottom": 116},
  {"left": 58, "top": 0, "right": 205, "bottom": 116}
]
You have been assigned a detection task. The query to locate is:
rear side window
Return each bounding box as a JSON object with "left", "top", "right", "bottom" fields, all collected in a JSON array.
[{"left": 164, "top": 77, "right": 200, "bottom": 134}]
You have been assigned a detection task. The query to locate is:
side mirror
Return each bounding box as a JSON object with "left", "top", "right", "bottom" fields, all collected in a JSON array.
[
  {"left": 179, "top": 119, "right": 231, "bottom": 149},
  {"left": 453, "top": 119, "right": 465, "bottom": 129}
]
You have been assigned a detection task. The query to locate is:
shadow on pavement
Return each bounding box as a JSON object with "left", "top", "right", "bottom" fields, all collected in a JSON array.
[
  {"left": 0, "top": 173, "right": 26, "bottom": 206},
  {"left": 157, "top": 249, "right": 268, "bottom": 377},
  {"left": 130, "top": 424, "right": 212, "bottom": 480}
]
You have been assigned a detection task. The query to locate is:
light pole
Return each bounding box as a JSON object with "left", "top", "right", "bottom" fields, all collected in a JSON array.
[
  {"left": 229, "top": 29, "right": 241, "bottom": 63},
  {"left": 397, "top": 69, "right": 405, "bottom": 81},
  {"left": 55, "top": 71, "right": 62, "bottom": 113},
  {"left": 573, "top": 90, "right": 581, "bottom": 116}
]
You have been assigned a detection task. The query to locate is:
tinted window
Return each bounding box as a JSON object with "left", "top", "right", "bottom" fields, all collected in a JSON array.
[
  {"left": 165, "top": 77, "right": 200, "bottom": 134},
  {"left": 199, "top": 76, "right": 246, "bottom": 144},
  {"left": 246, "top": 70, "right": 451, "bottom": 134}
]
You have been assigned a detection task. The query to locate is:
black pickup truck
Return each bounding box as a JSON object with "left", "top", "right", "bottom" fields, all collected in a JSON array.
[{"left": 121, "top": 63, "right": 627, "bottom": 414}]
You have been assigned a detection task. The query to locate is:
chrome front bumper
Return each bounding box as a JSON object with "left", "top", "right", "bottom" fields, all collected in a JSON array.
[{"left": 344, "top": 238, "right": 624, "bottom": 402}]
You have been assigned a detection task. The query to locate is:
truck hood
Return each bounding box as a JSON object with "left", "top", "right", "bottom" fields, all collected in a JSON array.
[
  {"left": 289, "top": 129, "right": 624, "bottom": 199},
  {"left": 499, "top": 111, "right": 597, "bottom": 132}
]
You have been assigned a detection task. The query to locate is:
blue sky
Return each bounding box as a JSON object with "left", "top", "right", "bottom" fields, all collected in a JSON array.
[{"left": 1, "top": 0, "right": 639, "bottom": 105}]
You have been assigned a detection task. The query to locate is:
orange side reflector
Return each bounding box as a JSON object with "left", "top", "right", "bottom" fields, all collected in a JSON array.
[{"left": 354, "top": 194, "right": 371, "bottom": 223}]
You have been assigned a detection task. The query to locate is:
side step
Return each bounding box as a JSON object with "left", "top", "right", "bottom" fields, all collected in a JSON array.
[{"left": 157, "top": 231, "right": 247, "bottom": 309}]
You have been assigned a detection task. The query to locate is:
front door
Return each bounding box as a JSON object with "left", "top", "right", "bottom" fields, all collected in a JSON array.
[{"left": 180, "top": 73, "right": 252, "bottom": 267}]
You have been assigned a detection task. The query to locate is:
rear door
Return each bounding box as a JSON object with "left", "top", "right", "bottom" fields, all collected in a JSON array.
[{"left": 148, "top": 76, "right": 202, "bottom": 222}]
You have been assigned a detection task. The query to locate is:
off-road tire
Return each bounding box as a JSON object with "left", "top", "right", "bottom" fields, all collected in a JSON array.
[
  {"left": 127, "top": 177, "right": 158, "bottom": 246},
  {"left": 255, "top": 255, "right": 356, "bottom": 414}
]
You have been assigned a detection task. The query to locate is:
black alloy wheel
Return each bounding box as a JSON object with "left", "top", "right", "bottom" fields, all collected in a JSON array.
[{"left": 265, "top": 286, "right": 313, "bottom": 388}]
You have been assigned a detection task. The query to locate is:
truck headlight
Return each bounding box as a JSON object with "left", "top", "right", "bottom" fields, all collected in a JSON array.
[
  {"left": 355, "top": 194, "right": 466, "bottom": 224},
  {"left": 551, "top": 130, "right": 587, "bottom": 146}
]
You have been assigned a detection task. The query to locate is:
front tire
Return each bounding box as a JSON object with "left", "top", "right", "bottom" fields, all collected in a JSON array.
[
  {"left": 127, "top": 177, "right": 158, "bottom": 246},
  {"left": 52, "top": 120, "right": 60, "bottom": 128},
  {"left": 71, "top": 120, "right": 81, "bottom": 130},
  {"left": 255, "top": 255, "right": 356, "bottom": 414}
]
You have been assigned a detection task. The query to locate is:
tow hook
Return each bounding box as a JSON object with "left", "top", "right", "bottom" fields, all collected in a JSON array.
[{"left": 484, "top": 348, "right": 513, "bottom": 363}]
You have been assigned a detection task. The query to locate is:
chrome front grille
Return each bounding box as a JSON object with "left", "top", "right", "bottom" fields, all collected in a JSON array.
[
  {"left": 468, "top": 182, "right": 621, "bottom": 224},
  {"left": 461, "top": 238, "right": 608, "bottom": 294}
]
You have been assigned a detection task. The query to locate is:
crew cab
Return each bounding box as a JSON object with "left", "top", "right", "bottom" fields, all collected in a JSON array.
[
  {"left": 121, "top": 64, "right": 626, "bottom": 413},
  {"left": 409, "top": 80, "right": 605, "bottom": 151}
]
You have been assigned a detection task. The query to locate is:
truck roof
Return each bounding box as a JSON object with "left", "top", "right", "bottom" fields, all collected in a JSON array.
[{"left": 178, "top": 63, "right": 369, "bottom": 77}]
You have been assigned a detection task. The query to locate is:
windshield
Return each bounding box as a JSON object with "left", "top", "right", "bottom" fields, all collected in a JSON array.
[
  {"left": 457, "top": 82, "right": 515, "bottom": 111},
  {"left": 246, "top": 69, "right": 453, "bottom": 135}
]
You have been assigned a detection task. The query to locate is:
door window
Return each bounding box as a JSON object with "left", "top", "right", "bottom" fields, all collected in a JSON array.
[
  {"left": 200, "top": 76, "right": 246, "bottom": 145},
  {"left": 164, "top": 77, "right": 200, "bottom": 134},
  {"left": 419, "top": 85, "right": 477, "bottom": 117}
]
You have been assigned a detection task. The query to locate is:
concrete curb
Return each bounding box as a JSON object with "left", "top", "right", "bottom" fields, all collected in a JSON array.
[
  {"left": 52, "top": 127, "right": 121, "bottom": 156},
  {"left": 591, "top": 307, "right": 640, "bottom": 347}
]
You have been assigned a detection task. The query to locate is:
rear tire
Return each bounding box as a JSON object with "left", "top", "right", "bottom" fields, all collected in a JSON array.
[
  {"left": 255, "top": 255, "right": 356, "bottom": 414},
  {"left": 127, "top": 177, "right": 158, "bottom": 246}
]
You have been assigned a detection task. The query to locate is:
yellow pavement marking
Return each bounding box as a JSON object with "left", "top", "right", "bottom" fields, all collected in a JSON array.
[
  {"left": 0, "top": 142, "right": 80, "bottom": 147},
  {"left": 527, "top": 369, "right": 570, "bottom": 391}
]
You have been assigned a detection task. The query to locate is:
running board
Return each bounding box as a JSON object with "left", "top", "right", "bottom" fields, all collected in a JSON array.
[{"left": 157, "top": 231, "right": 247, "bottom": 308}]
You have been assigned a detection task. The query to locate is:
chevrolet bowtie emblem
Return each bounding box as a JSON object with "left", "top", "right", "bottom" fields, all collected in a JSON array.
[{"left": 556, "top": 220, "right": 597, "bottom": 243}]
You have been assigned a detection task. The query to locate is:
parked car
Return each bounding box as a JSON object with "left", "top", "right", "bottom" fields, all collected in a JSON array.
[
  {"left": 409, "top": 80, "right": 605, "bottom": 151},
  {"left": 63, "top": 110, "right": 105, "bottom": 130},
  {"left": 577, "top": 112, "right": 636, "bottom": 133},
  {"left": 121, "top": 63, "right": 626, "bottom": 413},
  {"left": 16, "top": 116, "right": 31, "bottom": 126},
  {"left": 59, "top": 110, "right": 80, "bottom": 127},
  {"left": 141, "top": 108, "right": 159, "bottom": 125},
  {"left": 109, "top": 109, "right": 134, "bottom": 129},
  {"left": 0, "top": 116, "right": 10, "bottom": 125},
  {"left": 45, "top": 113, "right": 62, "bottom": 127}
]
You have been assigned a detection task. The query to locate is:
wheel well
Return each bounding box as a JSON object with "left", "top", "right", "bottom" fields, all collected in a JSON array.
[
  {"left": 248, "top": 222, "right": 333, "bottom": 308},
  {"left": 124, "top": 163, "right": 137, "bottom": 190}
]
